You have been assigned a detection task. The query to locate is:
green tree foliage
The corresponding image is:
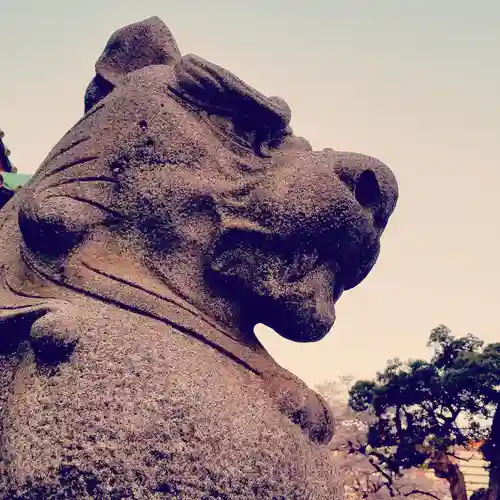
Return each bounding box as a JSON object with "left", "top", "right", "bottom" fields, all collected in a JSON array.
[
  {"left": 317, "top": 379, "right": 449, "bottom": 500},
  {"left": 348, "top": 325, "right": 500, "bottom": 500}
]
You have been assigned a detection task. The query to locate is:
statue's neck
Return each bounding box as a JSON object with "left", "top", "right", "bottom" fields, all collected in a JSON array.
[
  {"left": 117, "top": 226, "right": 271, "bottom": 356},
  {"left": 70, "top": 233, "right": 271, "bottom": 358}
]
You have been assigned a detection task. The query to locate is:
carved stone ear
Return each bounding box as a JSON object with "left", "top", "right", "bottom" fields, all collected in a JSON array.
[{"left": 84, "top": 16, "right": 181, "bottom": 112}]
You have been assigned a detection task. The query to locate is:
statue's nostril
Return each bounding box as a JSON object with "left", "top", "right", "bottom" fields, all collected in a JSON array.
[{"left": 355, "top": 169, "right": 381, "bottom": 208}]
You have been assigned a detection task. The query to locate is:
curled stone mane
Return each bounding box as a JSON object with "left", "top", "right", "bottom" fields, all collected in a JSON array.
[
  {"left": 171, "top": 55, "right": 293, "bottom": 148},
  {"left": 0, "top": 16, "right": 398, "bottom": 499}
]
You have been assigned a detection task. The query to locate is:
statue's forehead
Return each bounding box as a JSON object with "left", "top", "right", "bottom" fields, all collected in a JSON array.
[{"left": 117, "top": 56, "right": 292, "bottom": 149}]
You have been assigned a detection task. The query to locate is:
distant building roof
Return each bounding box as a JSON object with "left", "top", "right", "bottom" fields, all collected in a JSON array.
[
  {"left": 0, "top": 129, "right": 32, "bottom": 209},
  {"left": 1, "top": 172, "right": 32, "bottom": 190},
  {"left": 0, "top": 172, "right": 32, "bottom": 210},
  {"left": 452, "top": 443, "right": 489, "bottom": 497}
]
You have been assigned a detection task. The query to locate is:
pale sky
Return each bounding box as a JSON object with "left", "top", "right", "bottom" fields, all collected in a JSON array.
[{"left": 2, "top": 0, "right": 499, "bottom": 388}]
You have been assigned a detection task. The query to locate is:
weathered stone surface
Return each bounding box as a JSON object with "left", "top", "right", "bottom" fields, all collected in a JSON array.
[{"left": 0, "top": 17, "right": 398, "bottom": 498}]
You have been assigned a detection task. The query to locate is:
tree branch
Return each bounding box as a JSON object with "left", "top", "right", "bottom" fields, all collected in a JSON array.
[
  {"left": 403, "top": 489, "right": 441, "bottom": 500},
  {"left": 448, "top": 451, "right": 470, "bottom": 462},
  {"left": 396, "top": 405, "right": 405, "bottom": 438},
  {"left": 369, "top": 450, "right": 402, "bottom": 475},
  {"left": 367, "top": 456, "right": 397, "bottom": 496}
]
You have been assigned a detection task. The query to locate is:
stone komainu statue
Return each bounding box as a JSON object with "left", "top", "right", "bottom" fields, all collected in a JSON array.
[{"left": 0, "top": 17, "right": 398, "bottom": 498}]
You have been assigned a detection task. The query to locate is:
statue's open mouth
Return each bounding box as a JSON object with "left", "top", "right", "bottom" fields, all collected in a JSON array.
[
  {"left": 282, "top": 248, "right": 345, "bottom": 302},
  {"left": 208, "top": 228, "right": 349, "bottom": 314}
]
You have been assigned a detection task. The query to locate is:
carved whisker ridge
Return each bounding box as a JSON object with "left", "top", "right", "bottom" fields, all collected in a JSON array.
[
  {"left": 43, "top": 135, "right": 92, "bottom": 166},
  {"left": 44, "top": 194, "right": 122, "bottom": 218},
  {"left": 73, "top": 101, "right": 106, "bottom": 128},
  {"left": 40, "top": 155, "right": 100, "bottom": 182},
  {"left": 45, "top": 176, "right": 119, "bottom": 190}
]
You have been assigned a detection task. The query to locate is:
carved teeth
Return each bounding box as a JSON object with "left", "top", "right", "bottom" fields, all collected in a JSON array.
[{"left": 283, "top": 249, "right": 320, "bottom": 283}]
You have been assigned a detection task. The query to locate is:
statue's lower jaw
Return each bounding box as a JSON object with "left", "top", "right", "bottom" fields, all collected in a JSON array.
[{"left": 252, "top": 268, "right": 337, "bottom": 344}]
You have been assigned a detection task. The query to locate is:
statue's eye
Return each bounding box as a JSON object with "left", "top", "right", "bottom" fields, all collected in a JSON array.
[
  {"left": 203, "top": 111, "right": 289, "bottom": 159},
  {"left": 257, "top": 128, "right": 290, "bottom": 157},
  {"left": 205, "top": 113, "right": 254, "bottom": 151}
]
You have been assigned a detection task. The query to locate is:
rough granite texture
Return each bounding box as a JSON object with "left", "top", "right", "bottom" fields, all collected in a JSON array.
[{"left": 0, "top": 16, "right": 398, "bottom": 499}]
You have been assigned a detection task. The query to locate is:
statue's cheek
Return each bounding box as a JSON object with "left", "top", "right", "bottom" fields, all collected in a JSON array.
[{"left": 18, "top": 192, "right": 119, "bottom": 258}]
